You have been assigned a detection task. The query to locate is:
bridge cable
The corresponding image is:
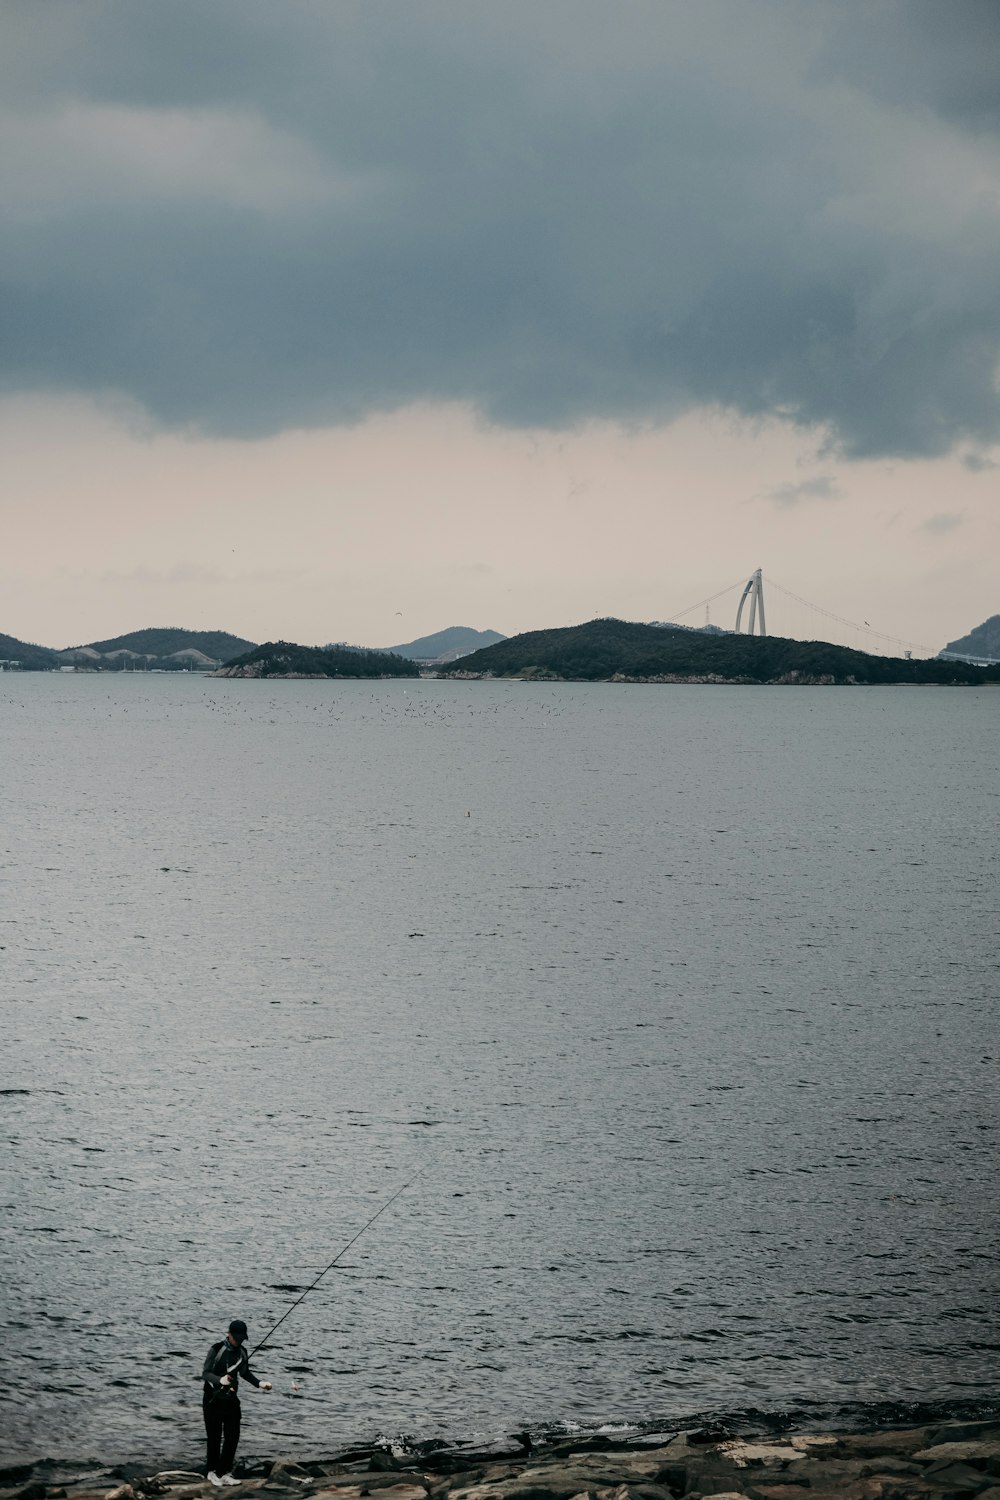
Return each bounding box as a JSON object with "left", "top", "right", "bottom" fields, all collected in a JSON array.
[
  {"left": 661, "top": 575, "right": 749, "bottom": 624},
  {"left": 764, "top": 576, "right": 931, "bottom": 655}
]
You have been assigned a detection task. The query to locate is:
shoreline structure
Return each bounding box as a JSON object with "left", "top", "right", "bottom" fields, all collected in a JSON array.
[{"left": 9, "top": 1415, "right": 1000, "bottom": 1500}]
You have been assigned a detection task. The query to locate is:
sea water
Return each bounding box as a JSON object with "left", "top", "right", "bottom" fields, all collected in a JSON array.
[{"left": 1, "top": 675, "right": 997, "bottom": 1465}]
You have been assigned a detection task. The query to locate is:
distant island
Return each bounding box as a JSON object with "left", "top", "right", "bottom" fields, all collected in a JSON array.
[
  {"left": 0, "top": 630, "right": 62, "bottom": 672},
  {"left": 940, "top": 614, "right": 1000, "bottom": 665},
  {"left": 382, "top": 625, "right": 506, "bottom": 664},
  {"left": 57, "top": 627, "right": 257, "bottom": 670},
  {"left": 438, "top": 617, "right": 1000, "bottom": 685},
  {"left": 215, "top": 640, "right": 419, "bottom": 679},
  {"left": 0, "top": 627, "right": 263, "bottom": 672}
]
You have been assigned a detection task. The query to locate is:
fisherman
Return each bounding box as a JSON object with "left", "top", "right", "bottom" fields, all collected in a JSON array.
[{"left": 202, "top": 1319, "right": 272, "bottom": 1486}]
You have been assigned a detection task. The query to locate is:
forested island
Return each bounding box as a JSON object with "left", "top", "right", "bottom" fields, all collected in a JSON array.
[
  {"left": 59, "top": 627, "right": 257, "bottom": 670},
  {"left": 0, "top": 630, "right": 62, "bottom": 671},
  {"left": 0, "top": 627, "right": 257, "bottom": 671},
  {"left": 439, "top": 618, "right": 1000, "bottom": 685},
  {"left": 215, "top": 640, "right": 420, "bottom": 678}
]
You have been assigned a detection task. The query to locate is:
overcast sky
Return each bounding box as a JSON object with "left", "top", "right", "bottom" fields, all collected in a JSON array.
[{"left": 2, "top": 0, "right": 998, "bottom": 653}]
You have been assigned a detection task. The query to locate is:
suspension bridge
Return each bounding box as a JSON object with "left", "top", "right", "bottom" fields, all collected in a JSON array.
[{"left": 664, "top": 569, "right": 931, "bottom": 657}]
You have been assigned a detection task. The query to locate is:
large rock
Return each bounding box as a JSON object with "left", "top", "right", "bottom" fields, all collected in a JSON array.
[
  {"left": 913, "top": 1447, "right": 1000, "bottom": 1476},
  {"left": 688, "top": 1472, "right": 758, "bottom": 1498},
  {"left": 916, "top": 1462, "right": 997, "bottom": 1494},
  {"left": 557, "top": 1452, "right": 681, "bottom": 1483},
  {"left": 716, "top": 1445, "right": 809, "bottom": 1470},
  {"left": 268, "top": 1464, "right": 315, "bottom": 1483},
  {"left": 791, "top": 1461, "right": 918, "bottom": 1485},
  {"left": 361, "top": 1480, "right": 430, "bottom": 1495},
  {"left": 746, "top": 1484, "right": 887, "bottom": 1500},
  {"left": 830, "top": 1436, "right": 933, "bottom": 1462},
  {"left": 670, "top": 1440, "right": 808, "bottom": 1498},
  {"left": 358, "top": 1488, "right": 427, "bottom": 1500},
  {"left": 429, "top": 1470, "right": 520, "bottom": 1500},
  {"left": 0, "top": 1473, "right": 37, "bottom": 1492},
  {"left": 745, "top": 1489, "right": 820, "bottom": 1500},
  {"left": 925, "top": 1434, "right": 1000, "bottom": 1452},
  {"left": 0, "top": 1484, "right": 46, "bottom": 1500}
]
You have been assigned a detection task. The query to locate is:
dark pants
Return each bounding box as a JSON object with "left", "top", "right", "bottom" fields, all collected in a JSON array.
[{"left": 203, "top": 1392, "right": 241, "bottom": 1476}]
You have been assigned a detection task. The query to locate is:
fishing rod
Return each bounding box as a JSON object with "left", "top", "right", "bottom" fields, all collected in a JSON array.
[{"left": 247, "top": 1161, "right": 432, "bottom": 1361}]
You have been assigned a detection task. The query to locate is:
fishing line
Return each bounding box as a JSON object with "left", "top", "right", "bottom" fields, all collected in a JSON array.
[{"left": 248, "top": 1160, "right": 433, "bottom": 1360}]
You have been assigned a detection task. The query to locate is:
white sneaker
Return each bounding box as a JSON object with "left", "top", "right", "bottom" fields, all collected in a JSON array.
[
  {"left": 207, "top": 1475, "right": 223, "bottom": 1488},
  {"left": 220, "top": 1477, "right": 240, "bottom": 1488}
]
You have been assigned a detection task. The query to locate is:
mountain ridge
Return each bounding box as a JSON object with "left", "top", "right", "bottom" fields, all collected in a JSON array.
[
  {"left": 0, "top": 631, "right": 61, "bottom": 670},
  {"left": 384, "top": 625, "right": 506, "bottom": 662},
  {"left": 64, "top": 627, "right": 256, "bottom": 663},
  {"left": 941, "top": 614, "right": 1000, "bottom": 662}
]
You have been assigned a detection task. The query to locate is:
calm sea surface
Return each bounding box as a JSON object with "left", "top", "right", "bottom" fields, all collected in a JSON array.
[{"left": 1, "top": 676, "right": 997, "bottom": 1467}]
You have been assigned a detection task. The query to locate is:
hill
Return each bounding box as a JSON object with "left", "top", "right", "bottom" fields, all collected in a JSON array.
[
  {"left": 439, "top": 617, "right": 1000, "bottom": 685},
  {"left": 940, "top": 614, "right": 1000, "bottom": 663},
  {"left": 0, "top": 631, "right": 60, "bottom": 671},
  {"left": 216, "top": 640, "right": 420, "bottom": 679},
  {"left": 63, "top": 627, "right": 256, "bottom": 667},
  {"left": 385, "top": 625, "right": 506, "bottom": 662}
]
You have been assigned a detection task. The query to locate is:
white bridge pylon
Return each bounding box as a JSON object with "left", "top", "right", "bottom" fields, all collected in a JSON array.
[{"left": 735, "top": 568, "right": 767, "bottom": 636}]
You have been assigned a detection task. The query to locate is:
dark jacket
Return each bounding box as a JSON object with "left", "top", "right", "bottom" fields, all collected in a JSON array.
[{"left": 202, "top": 1339, "right": 261, "bottom": 1401}]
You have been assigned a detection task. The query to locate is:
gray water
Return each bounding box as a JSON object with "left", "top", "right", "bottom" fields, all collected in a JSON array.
[{"left": 1, "top": 675, "right": 997, "bottom": 1467}]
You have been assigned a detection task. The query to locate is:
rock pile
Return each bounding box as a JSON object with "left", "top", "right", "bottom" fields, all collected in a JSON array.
[{"left": 4, "top": 1421, "right": 1000, "bottom": 1500}]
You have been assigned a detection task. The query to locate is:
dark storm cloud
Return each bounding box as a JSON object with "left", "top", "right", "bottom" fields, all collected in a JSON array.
[
  {"left": 815, "top": 0, "right": 1000, "bottom": 134},
  {"left": 2, "top": 0, "right": 999, "bottom": 457}
]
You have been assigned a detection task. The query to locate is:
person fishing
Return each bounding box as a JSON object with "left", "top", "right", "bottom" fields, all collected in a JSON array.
[
  {"left": 197, "top": 1166, "right": 427, "bottom": 1485},
  {"left": 202, "top": 1319, "right": 272, "bottom": 1485}
]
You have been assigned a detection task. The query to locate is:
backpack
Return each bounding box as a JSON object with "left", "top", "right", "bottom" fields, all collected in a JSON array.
[{"left": 204, "top": 1341, "right": 241, "bottom": 1403}]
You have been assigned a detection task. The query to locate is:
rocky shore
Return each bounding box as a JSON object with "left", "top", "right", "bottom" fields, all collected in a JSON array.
[{"left": 6, "top": 1417, "right": 1000, "bottom": 1500}]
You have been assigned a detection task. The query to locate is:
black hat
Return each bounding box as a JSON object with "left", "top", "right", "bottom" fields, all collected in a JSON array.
[{"left": 228, "top": 1320, "right": 248, "bottom": 1344}]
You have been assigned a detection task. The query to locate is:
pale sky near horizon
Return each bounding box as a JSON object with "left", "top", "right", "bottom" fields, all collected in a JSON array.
[{"left": 2, "top": 1, "right": 998, "bottom": 656}]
